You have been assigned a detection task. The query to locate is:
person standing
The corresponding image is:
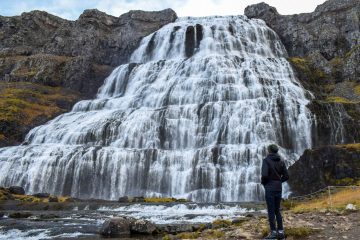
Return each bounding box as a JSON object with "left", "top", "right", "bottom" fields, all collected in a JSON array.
[{"left": 261, "top": 144, "right": 289, "bottom": 240}]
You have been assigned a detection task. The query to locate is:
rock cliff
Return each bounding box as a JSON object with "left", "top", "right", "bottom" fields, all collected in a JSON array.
[
  {"left": 0, "top": 8, "right": 177, "bottom": 146},
  {"left": 288, "top": 144, "right": 360, "bottom": 195},
  {"left": 245, "top": 0, "right": 360, "bottom": 146}
]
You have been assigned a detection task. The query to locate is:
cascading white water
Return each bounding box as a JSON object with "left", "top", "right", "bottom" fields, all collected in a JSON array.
[{"left": 0, "top": 16, "right": 313, "bottom": 202}]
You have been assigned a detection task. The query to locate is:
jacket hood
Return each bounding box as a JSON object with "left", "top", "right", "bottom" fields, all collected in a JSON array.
[{"left": 268, "top": 153, "right": 281, "bottom": 161}]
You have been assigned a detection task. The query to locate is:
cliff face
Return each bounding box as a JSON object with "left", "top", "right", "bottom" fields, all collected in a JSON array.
[
  {"left": 245, "top": 0, "right": 360, "bottom": 195},
  {"left": 288, "top": 144, "right": 360, "bottom": 195},
  {"left": 0, "top": 9, "right": 177, "bottom": 146},
  {"left": 245, "top": 0, "right": 360, "bottom": 147}
]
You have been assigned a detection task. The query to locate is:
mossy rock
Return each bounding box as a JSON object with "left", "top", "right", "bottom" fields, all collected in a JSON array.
[
  {"left": 212, "top": 219, "right": 232, "bottom": 229},
  {"left": 9, "top": 212, "right": 32, "bottom": 218}
]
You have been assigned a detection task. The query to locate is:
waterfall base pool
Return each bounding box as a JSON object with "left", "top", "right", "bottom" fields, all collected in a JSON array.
[{"left": 0, "top": 201, "right": 266, "bottom": 239}]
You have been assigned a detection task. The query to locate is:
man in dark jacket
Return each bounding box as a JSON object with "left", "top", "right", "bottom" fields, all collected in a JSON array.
[{"left": 261, "top": 144, "right": 289, "bottom": 240}]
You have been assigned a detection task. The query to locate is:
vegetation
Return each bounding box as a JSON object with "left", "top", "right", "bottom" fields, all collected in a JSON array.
[
  {"left": 292, "top": 187, "right": 360, "bottom": 213},
  {"left": 0, "top": 82, "right": 79, "bottom": 143},
  {"left": 262, "top": 226, "right": 321, "bottom": 239},
  {"left": 212, "top": 219, "right": 232, "bottom": 229},
  {"left": 338, "top": 143, "right": 360, "bottom": 152},
  {"left": 324, "top": 96, "right": 357, "bottom": 104}
]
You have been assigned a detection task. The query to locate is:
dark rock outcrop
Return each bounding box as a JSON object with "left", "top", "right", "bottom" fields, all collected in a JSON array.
[
  {"left": 288, "top": 144, "right": 360, "bottom": 195},
  {"left": 100, "top": 217, "right": 134, "bottom": 237},
  {"left": 8, "top": 186, "right": 25, "bottom": 195},
  {"left": 130, "top": 219, "right": 157, "bottom": 234},
  {"left": 0, "top": 8, "right": 177, "bottom": 146},
  {"left": 8, "top": 212, "right": 32, "bottom": 218},
  {"left": 32, "top": 193, "right": 50, "bottom": 198}
]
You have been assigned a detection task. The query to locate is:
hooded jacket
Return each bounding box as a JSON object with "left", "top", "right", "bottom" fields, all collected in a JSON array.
[{"left": 261, "top": 153, "right": 289, "bottom": 191}]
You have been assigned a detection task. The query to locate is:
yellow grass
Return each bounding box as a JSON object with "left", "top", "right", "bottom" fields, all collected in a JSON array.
[
  {"left": 292, "top": 187, "right": 360, "bottom": 212},
  {"left": 325, "top": 96, "right": 356, "bottom": 104},
  {"left": 355, "top": 84, "right": 360, "bottom": 95}
]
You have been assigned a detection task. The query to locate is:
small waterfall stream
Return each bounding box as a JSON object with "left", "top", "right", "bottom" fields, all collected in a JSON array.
[{"left": 0, "top": 16, "right": 313, "bottom": 202}]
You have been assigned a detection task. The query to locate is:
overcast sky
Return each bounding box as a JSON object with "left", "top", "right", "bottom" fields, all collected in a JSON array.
[{"left": 1, "top": 0, "right": 328, "bottom": 20}]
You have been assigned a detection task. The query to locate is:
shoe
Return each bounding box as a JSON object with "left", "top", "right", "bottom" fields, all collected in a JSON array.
[
  {"left": 264, "top": 231, "right": 278, "bottom": 239},
  {"left": 277, "top": 230, "right": 285, "bottom": 239}
]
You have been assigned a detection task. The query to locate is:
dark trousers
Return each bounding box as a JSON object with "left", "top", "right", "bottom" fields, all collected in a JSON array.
[{"left": 265, "top": 189, "right": 283, "bottom": 231}]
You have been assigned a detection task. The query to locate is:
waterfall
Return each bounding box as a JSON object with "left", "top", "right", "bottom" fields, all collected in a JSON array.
[{"left": 0, "top": 16, "right": 313, "bottom": 202}]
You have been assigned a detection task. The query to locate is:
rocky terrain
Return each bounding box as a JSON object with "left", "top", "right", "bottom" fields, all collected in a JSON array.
[
  {"left": 0, "top": 8, "right": 177, "bottom": 146},
  {"left": 288, "top": 144, "right": 360, "bottom": 195},
  {"left": 245, "top": 0, "right": 360, "bottom": 146}
]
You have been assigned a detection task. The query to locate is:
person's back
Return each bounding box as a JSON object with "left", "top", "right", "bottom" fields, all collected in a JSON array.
[{"left": 261, "top": 144, "right": 289, "bottom": 240}]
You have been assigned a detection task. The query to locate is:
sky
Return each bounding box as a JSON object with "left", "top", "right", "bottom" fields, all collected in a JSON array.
[{"left": 0, "top": 0, "right": 328, "bottom": 20}]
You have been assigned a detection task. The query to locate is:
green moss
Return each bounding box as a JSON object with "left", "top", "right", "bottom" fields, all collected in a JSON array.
[
  {"left": 0, "top": 82, "right": 79, "bottom": 142},
  {"left": 144, "top": 197, "right": 176, "bottom": 203},
  {"left": 162, "top": 235, "right": 171, "bottom": 240},
  {"left": 345, "top": 44, "right": 360, "bottom": 59},
  {"left": 325, "top": 96, "right": 357, "bottom": 104},
  {"left": 212, "top": 219, "right": 232, "bottom": 229},
  {"left": 333, "top": 177, "right": 358, "bottom": 186},
  {"left": 355, "top": 85, "right": 360, "bottom": 95},
  {"left": 203, "top": 229, "right": 225, "bottom": 239},
  {"left": 262, "top": 227, "right": 320, "bottom": 239},
  {"left": 176, "top": 232, "right": 200, "bottom": 239}
]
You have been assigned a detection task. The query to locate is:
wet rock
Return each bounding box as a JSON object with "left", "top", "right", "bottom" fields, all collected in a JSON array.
[
  {"left": 8, "top": 186, "right": 25, "bottom": 195},
  {"left": 0, "top": 212, "right": 4, "bottom": 218},
  {"left": 130, "top": 219, "right": 157, "bottom": 234},
  {"left": 118, "top": 196, "right": 129, "bottom": 203},
  {"left": 48, "top": 196, "right": 59, "bottom": 202},
  {"left": 288, "top": 144, "right": 360, "bottom": 195},
  {"left": 133, "top": 196, "right": 145, "bottom": 202},
  {"left": 157, "top": 224, "right": 194, "bottom": 234},
  {"left": 100, "top": 217, "right": 135, "bottom": 237},
  {"left": 9, "top": 212, "right": 32, "bottom": 218},
  {"left": 33, "top": 193, "right": 50, "bottom": 198},
  {"left": 39, "top": 214, "right": 60, "bottom": 219}
]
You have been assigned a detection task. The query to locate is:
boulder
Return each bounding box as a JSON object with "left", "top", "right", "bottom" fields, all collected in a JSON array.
[
  {"left": 33, "top": 193, "right": 50, "bottom": 198},
  {"left": 130, "top": 219, "right": 157, "bottom": 234},
  {"left": 48, "top": 196, "right": 59, "bottom": 202},
  {"left": 100, "top": 217, "right": 135, "bottom": 237},
  {"left": 118, "top": 196, "right": 129, "bottom": 203},
  {"left": 133, "top": 196, "right": 145, "bottom": 202},
  {"left": 8, "top": 186, "right": 25, "bottom": 195},
  {"left": 288, "top": 144, "right": 360, "bottom": 195},
  {"left": 9, "top": 212, "right": 32, "bottom": 218}
]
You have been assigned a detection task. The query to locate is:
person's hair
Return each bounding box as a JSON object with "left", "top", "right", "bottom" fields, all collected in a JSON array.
[{"left": 267, "top": 144, "right": 279, "bottom": 153}]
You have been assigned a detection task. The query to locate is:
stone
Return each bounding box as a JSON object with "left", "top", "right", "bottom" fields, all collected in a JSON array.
[
  {"left": 118, "top": 196, "right": 129, "bottom": 203},
  {"left": 39, "top": 214, "right": 60, "bottom": 219},
  {"left": 48, "top": 196, "right": 59, "bottom": 202},
  {"left": 8, "top": 186, "right": 25, "bottom": 195},
  {"left": 9, "top": 212, "right": 32, "bottom": 218},
  {"left": 133, "top": 196, "right": 145, "bottom": 202},
  {"left": 157, "top": 224, "right": 194, "bottom": 234},
  {"left": 345, "top": 203, "right": 356, "bottom": 210},
  {"left": 33, "top": 193, "right": 50, "bottom": 198},
  {"left": 288, "top": 145, "right": 360, "bottom": 195},
  {"left": 100, "top": 217, "right": 135, "bottom": 237},
  {"left": 130, "top": 219, "right": 157, "bottom": 234}
]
